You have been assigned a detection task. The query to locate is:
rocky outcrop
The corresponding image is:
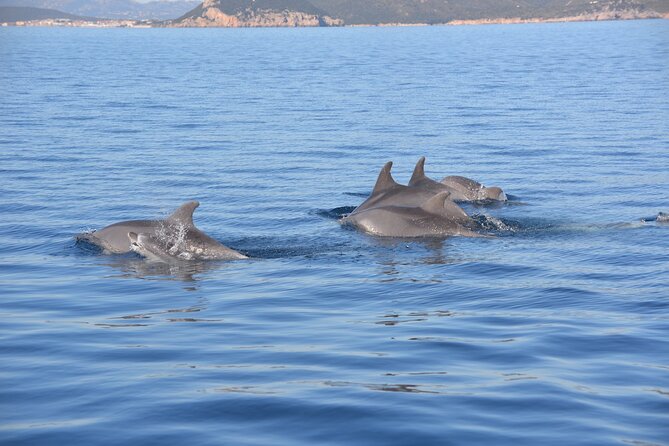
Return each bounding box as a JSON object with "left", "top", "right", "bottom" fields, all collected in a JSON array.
[
  {"left": 172, "top": 0, "right": 342, "bottom": 27},
  {"left": 570, "top": 6, "right": 662, "bottom": 21}
]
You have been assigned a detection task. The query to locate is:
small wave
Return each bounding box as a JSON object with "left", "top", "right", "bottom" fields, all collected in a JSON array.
[
  {"left": 150, "top": 221, "right": 199, "bottom": 261},
  {"left": 473, "top": 214, "right": 516, "bottom": 232},
  {"left": 314, "top": 206, "right": 356, "bottom": 220},
  {"left": 74, "top": 235, "right": 104, "bottom": 254}
]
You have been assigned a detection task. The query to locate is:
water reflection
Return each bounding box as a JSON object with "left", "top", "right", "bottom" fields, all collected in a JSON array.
[
  {"left": 92, "top": 297, "right": 213, "bottom": 328},
  {"left": 321, "top": 380, "right": 445, "bottom": 395},
  {"left": 352, "top": 310, "right": 454, "bottom": 327},
  {"left": 74, "top": 235, "right": 235, "bottom": 285},
  {"left": 100, "top": 257, "right": 224, "bottom": 286},
  {"left": 369, "top": 238, "right": 466, "bottom": 283}
]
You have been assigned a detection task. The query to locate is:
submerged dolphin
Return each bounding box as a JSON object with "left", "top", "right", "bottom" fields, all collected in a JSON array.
[
  {"left": 440, "top": 174, "right": 507, "bottom": 202},
  {"left": 408, "top": 156, "right": 507, "bottom": 202},
  {"left": 351, "top": 161, "right": 440, "bottom": 215},
  {"left": 128, "top": 232, "right": 176, "bottom": 262},
  {"left": 77, "top": 201, "right": 247, "bottom": 260},
  {"left": 342, "top": 191, "right": 484, "bottom": 238}
]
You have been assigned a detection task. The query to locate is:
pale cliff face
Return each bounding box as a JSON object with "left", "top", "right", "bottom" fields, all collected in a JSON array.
[
  {"left": 202, "top": 7, "right": 240, "bottom": 26},
  {"left": 174, "top": 1, "right": 343, "bottom": 27}
]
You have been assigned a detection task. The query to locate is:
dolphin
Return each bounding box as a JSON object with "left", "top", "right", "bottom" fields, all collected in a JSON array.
[
  {"left": 341, "top": 191, "right": 485, "bottom": 238},
  {"left": 350, "top": 161, "right": 442, "bottom": 215},
  {"left": 128, "top": 232, "right": 176, "bottom": 262},
  {"left": 128, "top": 230, "right": 246, "bottom": 262},
  {"left": 440, "top": 174, "right": 507, "bottom": 202},
  {"left": 77, "top": 201, "right": 247, "bottom": 260},
  {"left": 408, "top": 156, "right": 507, "bottom": 202}
]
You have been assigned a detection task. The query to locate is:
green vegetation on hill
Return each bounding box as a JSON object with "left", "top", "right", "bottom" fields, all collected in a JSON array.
[
  {"left": 178, "top": 0, "right": 668, "bottom": 25},
  {"left": 208, "top": 0, "right": 324, "bottom": 15},
  {"left": 177, "top": 0, "right": 326, "bottom": 21},
  {"left": 308, "top": 0, "right": 668, "bottom": 24}
]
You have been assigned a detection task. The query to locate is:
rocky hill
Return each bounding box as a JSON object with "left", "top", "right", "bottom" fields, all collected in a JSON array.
[
  {"left": 173, "top": 0, "right": 669, "bottom": 26},
  {"left": 2, "top": 0, "right": 666, "bottom": 25},
  {"left": 0, "top": 0, "right": 199, "bottom": 20},
  {"left": 173, "top": 0, "right": 342, "bottom": 26},
  {"left": 0, "top": 5, "right": 89, "bottom": 21}
]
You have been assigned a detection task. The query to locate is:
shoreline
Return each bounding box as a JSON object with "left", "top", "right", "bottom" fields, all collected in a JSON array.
[{"left": 2, "top": 12, "right": 667, "bottom": 29}]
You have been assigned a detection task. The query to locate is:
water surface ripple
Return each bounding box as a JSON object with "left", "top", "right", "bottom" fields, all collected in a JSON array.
[{"left": 1, "top": 21, "right": 668, "bottom": 446}]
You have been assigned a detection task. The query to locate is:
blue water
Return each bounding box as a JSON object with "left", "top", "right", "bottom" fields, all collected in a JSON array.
[{"left": 1, "top": 20, "right": 668, "bottom": 446}]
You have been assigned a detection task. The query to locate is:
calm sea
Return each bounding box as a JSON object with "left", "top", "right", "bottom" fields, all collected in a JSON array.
[{"left": 1, "top": 20, "right": 668, "bottom": 446}]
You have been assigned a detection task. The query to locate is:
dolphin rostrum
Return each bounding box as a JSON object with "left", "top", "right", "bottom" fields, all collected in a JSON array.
[
  {"left": 342, "top": 191, "right": 485, "bottom": 238},
  {"left": 350, "top": 161, "right": 440, "bottom": 215},
  {"left": 77, "top": 201, "right": 247, "bottom": 260}
]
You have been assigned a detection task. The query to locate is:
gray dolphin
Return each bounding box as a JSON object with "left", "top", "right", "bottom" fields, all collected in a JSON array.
[
  {"left": 440, "top": 174, "right": 507, "bottom": 202},
  {"left": 351, "top": 161, "right": 440, "bottom": 215},
  {"left": 128, "top": 232, "right": 176, "bottom": 262},
  {"left": 409, "top": 156, "right": 507, "bottom": 202},
  {"left": 342, "top": 191, "right": 484, "bottom": 238},
  {"left": 77, "top": 201, "right": 247, "bottom": 260},
  {"left": 128, "top": 230, "right": 246, "bottom": 262}
]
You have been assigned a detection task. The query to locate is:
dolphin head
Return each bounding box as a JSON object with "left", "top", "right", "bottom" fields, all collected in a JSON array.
[
  {"left": 129, "top": 231, "right": 150, "bottom": 256},
  {"left": 128, "top": 232, "right": 141, "bottom": 250},
  {"left": 480, "top": 186, "right": 507, "bottom": 201},
  {"left": 128, "top": 231, "right": 175, "bottom": 262}
]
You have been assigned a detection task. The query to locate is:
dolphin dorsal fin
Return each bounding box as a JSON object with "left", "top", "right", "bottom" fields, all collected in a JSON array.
[
  {"left": 409, "top": 156, "right": 426, "bottom": 186},
  {"left": 421, "top": 191, "right": 452, "bottom": 214},
  {"left": 167, "top": 201, "right": 199, "bottom": 226},
  {"left": 372, "top": 161, "right": 398, "bottom": 195},
  {"left": 422, "top": 192, "right": 469, "bottom": 220}
]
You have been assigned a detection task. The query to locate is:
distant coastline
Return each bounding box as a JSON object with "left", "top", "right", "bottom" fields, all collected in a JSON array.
[
  {"left": 444, "top": 9, "right": 669, "bottom": 26},
  {"left": 2, "top": 6, "right": 668, "bottom": 28},
  {"left": 2, "top": 14, "right": 668, "bottom": 28},
  {"left": 3, "top": 0, "right": 669, "bottom": 29},
  {"left": 1, "top": 19, "right": 156, "bottom": 27}
]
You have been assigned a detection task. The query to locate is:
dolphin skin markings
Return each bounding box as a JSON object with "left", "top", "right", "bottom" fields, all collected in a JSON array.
[
  {"left": 341, "top": 191, "right": 485, "bottom": 238},
  {"left": 350, "top": 161, "right": 440, "bottom": 215},
  {"left": 77, "top": 201, "right": 247, "bottom": 260}
]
